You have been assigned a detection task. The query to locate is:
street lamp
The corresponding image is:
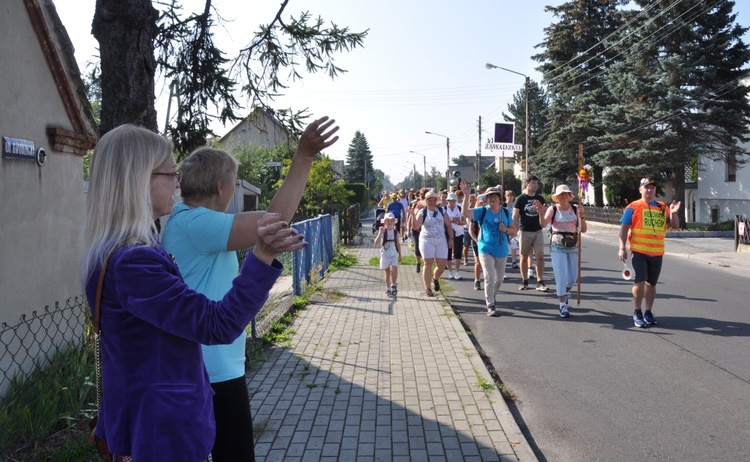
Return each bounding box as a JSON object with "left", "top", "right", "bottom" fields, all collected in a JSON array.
[
  {"left": 425, "top": 131, "right": 450, "bottom": 179},
  {"left": 409, "top": 151, "right": 427, "bottom": 188},
  {"left": 486, "top": 62, "right": 530, "bottom": 178}
]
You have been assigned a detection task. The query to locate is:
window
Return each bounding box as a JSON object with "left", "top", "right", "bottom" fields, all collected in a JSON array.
[{"left": 726, "top": 154, "right": 737, "bottom": 182}]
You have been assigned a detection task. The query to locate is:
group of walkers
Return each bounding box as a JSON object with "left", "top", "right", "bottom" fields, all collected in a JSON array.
[{"left": 375, "top": 175, "right": 681, "bottom": 325}]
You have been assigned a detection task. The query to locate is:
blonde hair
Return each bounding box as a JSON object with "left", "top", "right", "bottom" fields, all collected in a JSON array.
[
  {"left": 178, "top": 147, "right": 238, "bottom": 201},
  {"left": 81, "top": 125, "right": 174, "bottom": 284}
]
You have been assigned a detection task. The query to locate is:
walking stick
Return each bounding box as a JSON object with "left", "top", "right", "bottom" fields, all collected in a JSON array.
[{"left": 575, "top": 145, "right": 589, "bottom": 306}]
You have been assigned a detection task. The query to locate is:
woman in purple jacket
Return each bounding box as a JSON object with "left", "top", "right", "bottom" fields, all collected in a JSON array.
[{"left": 81, "top": 125, "right": 306, "bottom": 461}]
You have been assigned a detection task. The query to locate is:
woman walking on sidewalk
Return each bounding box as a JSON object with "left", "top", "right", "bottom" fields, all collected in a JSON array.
[
  {"left": 541, "top": 185, "right": 587, "bottom": 318},
  {"left": 412, "top": 190, "right": 454, "bottom": 296},
  {"left": 460, "top": 182, "right": 517, "bottom": 316}
]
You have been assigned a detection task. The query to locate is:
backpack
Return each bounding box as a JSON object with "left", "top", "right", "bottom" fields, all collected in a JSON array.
[{"left": 380, "top": 227, "right": 398, "bottom": 247}]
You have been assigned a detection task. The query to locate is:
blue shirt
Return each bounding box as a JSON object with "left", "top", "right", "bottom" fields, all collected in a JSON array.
[
  {"left": 162, "top": 203, "right": 245, "bottom": 383},
  {"left": 387, "top": 200, "right": 405, "bottom": 218},
  {"left": 473, "top": 206, "right": 512, "bottom": 258}
]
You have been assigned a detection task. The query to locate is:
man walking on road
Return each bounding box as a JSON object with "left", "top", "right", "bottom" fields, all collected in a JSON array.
[
  {"left": 618, "top": 177, "right": 681, "bottom": 327},
  {"left": 513, "top": 175, "right": 549, "bottom": 292}
]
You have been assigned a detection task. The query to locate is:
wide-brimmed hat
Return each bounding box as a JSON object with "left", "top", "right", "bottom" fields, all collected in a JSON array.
[
  {"left": 476, "top": 194, "right": 486, "bottom": 204},
  {"left": 552, "top": 184, "right": 574, "bottom": 200},
  {"left": 383, "top": 212, "right": 396, "bottom": 220},
  {"left": 424, "top": 190, "right": 439, "bottom": 200},
  {"left": 446, "top": 193, "right": 458, "bottom": 201},
  {"left": 640, "top": 177, "right": 656, "bottom": 187},
  {"left": 483, "top": 186, "right": 503, "bottom": 199}
]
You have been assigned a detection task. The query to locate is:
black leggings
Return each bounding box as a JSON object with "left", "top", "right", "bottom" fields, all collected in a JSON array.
[{"left": 211, "top": 376, "right": 255, "bottom": 461}]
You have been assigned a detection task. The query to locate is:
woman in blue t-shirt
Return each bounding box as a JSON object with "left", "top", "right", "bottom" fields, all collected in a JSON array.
[
  {"left": 459, "top": 182, "right": 517, "bottom": 317},
  {"left": 162, "top": 117, "right": 339, "bottom": 461}
]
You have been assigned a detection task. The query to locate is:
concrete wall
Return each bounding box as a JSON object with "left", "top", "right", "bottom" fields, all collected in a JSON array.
[{"left": 0, "top": 1, "right": 84, "bottom": 325}]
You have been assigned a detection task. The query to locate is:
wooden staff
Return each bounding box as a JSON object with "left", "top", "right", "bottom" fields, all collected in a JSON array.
[{"left": 577, "top": 144, "right": 584, "bottom": 305}]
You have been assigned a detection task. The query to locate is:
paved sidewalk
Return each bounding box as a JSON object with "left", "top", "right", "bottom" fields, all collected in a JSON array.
[{"left": 248, "top": 240, "right": 537, "bottom": 461}]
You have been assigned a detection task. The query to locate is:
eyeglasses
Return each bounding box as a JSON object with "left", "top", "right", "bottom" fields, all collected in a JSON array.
[{"left": 152, "top": 171, "right": 182, "bottom": 182}]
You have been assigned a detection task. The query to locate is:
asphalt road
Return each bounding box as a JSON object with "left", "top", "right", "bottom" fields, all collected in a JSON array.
[{"left": 443, "top": 231, "right": 750, "bottom": 462}]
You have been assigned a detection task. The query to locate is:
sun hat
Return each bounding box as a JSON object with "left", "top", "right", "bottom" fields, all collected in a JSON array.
[
  {"left": 424, "top": 190, "right": 439, "bottom": 200},
  {"left": 640, "top": 177, "right": 656, "bottom": 187},
  {"left": 446, "top": 193, "right": 458, "bottom": 201},
  {"left": 476, "top": 194, "right": 486, "bottom": 204},
  {"left": 383, "top": 212, "right": 396, "bottom": 220},
  {"left": 551, "top": 184, "right": 574, "bottom": 200},
  {"left": 483, "top": 186, "right": 503, "bottom": 199}
]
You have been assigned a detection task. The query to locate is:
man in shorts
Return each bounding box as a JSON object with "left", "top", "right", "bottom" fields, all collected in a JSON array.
[
  {"left": 619, "top": 177, "right": 681, "bottom": 327},
  {"left": 513, "top": 175, "right": 549, "bottom": 292}
]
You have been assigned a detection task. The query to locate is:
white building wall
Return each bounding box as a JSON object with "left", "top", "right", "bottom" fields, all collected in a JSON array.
[{"left": 695, "top": 156, "right": 750, "bottom": 223}]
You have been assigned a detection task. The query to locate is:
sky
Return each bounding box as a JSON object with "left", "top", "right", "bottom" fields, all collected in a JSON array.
[{"left": 56, "top": 0, "right": 750, "bottom": 187}]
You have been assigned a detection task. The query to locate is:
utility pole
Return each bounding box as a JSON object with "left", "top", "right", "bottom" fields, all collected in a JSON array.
[{"left": 476, "top": 116, "right": 482, "bottom": 186}]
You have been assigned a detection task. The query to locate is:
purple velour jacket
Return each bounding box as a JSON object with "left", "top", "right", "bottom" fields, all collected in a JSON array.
[{"left": 85, "top": 243, "right": 281, "bottom": 461}]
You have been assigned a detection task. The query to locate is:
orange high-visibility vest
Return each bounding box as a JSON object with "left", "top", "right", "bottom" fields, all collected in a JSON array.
[{"left": 626, "top": 200, "right": 668, "bottom": 256}]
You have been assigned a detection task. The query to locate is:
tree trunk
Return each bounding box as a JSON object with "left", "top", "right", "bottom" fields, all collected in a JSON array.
[{"left": 93, "top": 0, "right": 159, "bottom": 135}]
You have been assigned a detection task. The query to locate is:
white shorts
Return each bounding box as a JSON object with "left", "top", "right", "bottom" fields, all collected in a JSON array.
[
  {"left": 380, "top": 253, "right": 399, "bottom": 269},
  {"left": 419, "top": 238, "right": 449, "bottom": 260}
]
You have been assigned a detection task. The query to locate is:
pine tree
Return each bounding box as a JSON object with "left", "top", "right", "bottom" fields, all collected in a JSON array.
[
  {"left": 592, "top": 0, "right": 750, "bottom": 223},
  {"left": 344, "top": 131, "right": 374, "bottom": 187},
  {"left": 533, "top": 0, "right": 625, "bottom": 204}
]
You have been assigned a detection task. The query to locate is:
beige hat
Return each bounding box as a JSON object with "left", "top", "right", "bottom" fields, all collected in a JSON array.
[
  {"left": 552, "top": 184, "right": 574, "bottom": 200},
  {"left": 383, "top": 212, "right": 396, "bottom": 221},
  {"left": 446, "top": 193, "right": 458, "bottom": 201},
  {"left": 421, "top": 190, "right": 439, "bottom": 206},
  {"left": 483, "top": 186, "right": 503, "bottom": 199}
]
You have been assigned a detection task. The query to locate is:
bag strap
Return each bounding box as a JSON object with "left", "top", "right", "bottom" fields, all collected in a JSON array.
[{"left": 93, "top": 246, "right": 121, "bottom": 412}]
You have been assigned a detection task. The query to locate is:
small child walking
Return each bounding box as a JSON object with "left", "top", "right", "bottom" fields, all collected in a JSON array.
[{"left": 374, "top": 213, "right": 402, "bottom": 296}]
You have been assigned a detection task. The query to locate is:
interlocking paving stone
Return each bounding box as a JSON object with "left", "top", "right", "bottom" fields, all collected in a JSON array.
[{"left": 247, "top": 242, "right": 536, "bottom": 461}]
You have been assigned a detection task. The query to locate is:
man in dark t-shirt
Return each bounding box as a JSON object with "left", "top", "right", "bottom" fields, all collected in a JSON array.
[{"left": 513, "top": 175, "right": 549, "bottom": 292}]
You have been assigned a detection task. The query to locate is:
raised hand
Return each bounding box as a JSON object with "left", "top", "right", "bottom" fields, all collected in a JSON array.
[
  {"left": 297, "top": 116, "right": 340, "bottom": 159},
  {"left": 252, "top": 213, "right": 307, "bottom": 265},
  {"left": 670, "top": 200, "right": 682, "bottom": 214},
  {"left": 459, "top": 180, "right": 471, "bottom": 196}
]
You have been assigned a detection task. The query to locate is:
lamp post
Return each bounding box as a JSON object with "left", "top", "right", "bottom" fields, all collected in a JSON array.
[
  {"left": 425, "top": 131, "right": 450, "bottom": 180},
  {"left": 409, "top": 151, "right": 427, "bottom": 188},
  {"left": 485, "top": 63, "right": 530, "bottom": 178}
]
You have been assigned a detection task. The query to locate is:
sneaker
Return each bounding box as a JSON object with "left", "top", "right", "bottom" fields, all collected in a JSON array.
[
  {"left": 536, "top": 282, "right": 549, "bottom": 292},
  {"left": 633, "top": 310, "right": 646, "bottom": 328},
  {"left": 463, "top": 258, "right": 469, "bottom": 266},
  {"left": 416, "top": 263, "right": 421, "bottom": 274},
  {"left": 643, "top": 310, "right": 657, "bottom": 326},
  {"left": 487, "top": 306, "right": 497, "bottom": 317},
  {"left": 447, "top": 271, "right": 455, "bottom": 280},
  {"left": 559, "top": 304, "right": 570, "bottom": 318},
  {"left": 528, "top": 269, "right": 535, "bottom": 280},
  {"left": 433, "top": 279, "right": 440, "bottom": 291},
  {"left": 386, "top": 288, "right": 393, "bottom": 297},
  {"left": 454, "top": 273, "right": 462, "bottom": 280},
  {"left": 426, "top": 288, "right": 434, "bottom": 297},
  {"left": 474, "top": 280, "right": 482, "bottom": 291},
  {"left": 512, "top": 261, "right": 519, "bottom": 269},
  {"left": 391, "top": 284, "right": 398, "bottom": 294},
  {"left": 519, "top": 280, "right": 528, "bottom": 291},
  {"left": 503, "top": 274, "right": 508, "bottom": 280}
]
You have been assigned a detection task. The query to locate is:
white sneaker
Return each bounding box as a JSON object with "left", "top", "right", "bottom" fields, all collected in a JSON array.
[
  {"left": 447, "top": 271, "right": 454, "bottom": 280},
  {"left": 454, "top": 273, "right": 462, "bottom": 280}
]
